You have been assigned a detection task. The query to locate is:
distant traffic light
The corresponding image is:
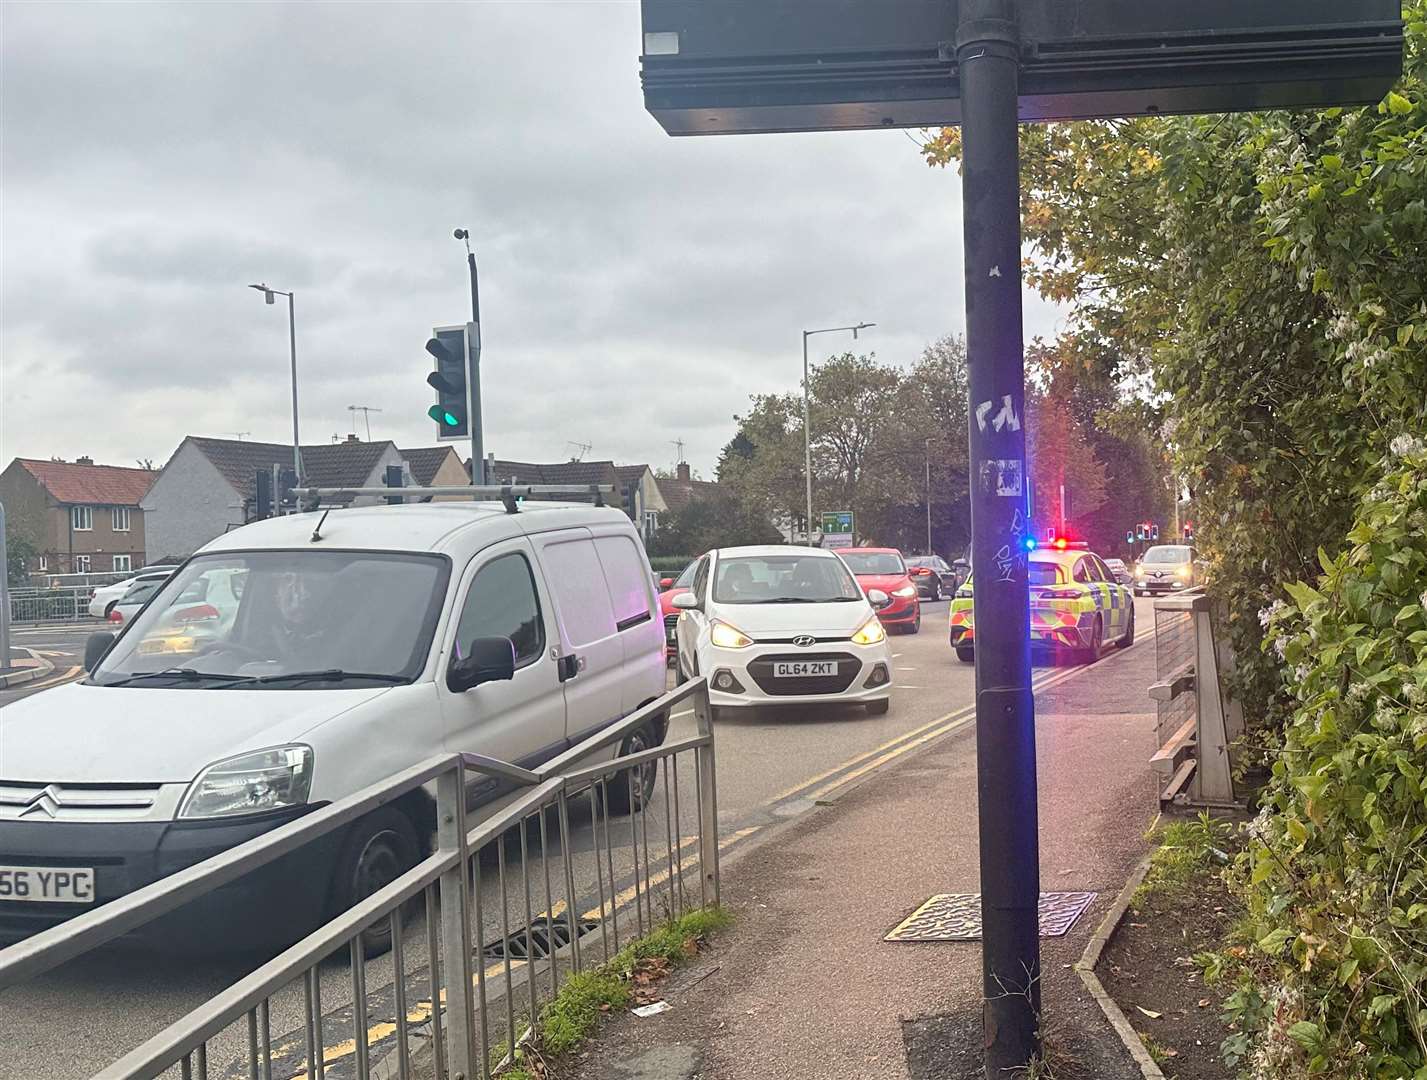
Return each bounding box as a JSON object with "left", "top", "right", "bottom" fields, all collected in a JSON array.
[
  {"left": 277, "top": 467, "right": 298, "bottom": 511},
  {"left": 1125, "top": 529, "right": 1135, "bottom": 544},
  {"left": 385, "top": 463, "right": 406, "bottom": 506},
  {"left": 253, "top": 468, "right": 274, "bottom": 521},
  {"left": 1150, "top": 524, "right": 1159, "bottom": 541},
  {"left": 426, "top": 325, "right": 470, "bottom": 440}
]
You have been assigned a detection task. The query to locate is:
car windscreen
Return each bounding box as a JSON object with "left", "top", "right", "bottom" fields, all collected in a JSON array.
[
  {"left": 1028, "top": 562, "right": 1064, "bottom": 586},
  {"left": 120, "top": 579, "right": 166, "bottom": 604},
  {"left": 92, "top": 550, "right": 450, "bottom": 688},
  {"left": 712, "top": 554, "right": 862, "bottom": 604},
  {"left": 839, "top": 551, "right": 906, "bottom": 575},
  {"left": 672, "top": 561, "right": 698, "bottom": 589},
  {"left": 1143, "top": 546, "right": 1191, "bottom": 564}
]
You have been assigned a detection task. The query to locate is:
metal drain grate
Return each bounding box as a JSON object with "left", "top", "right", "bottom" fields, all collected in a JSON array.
[
  {"left": 484, "top": 913, "right": 601, "bottom": 960},
  {"left": 885, "top": 891, "right": 1097, "bottom": 942}
]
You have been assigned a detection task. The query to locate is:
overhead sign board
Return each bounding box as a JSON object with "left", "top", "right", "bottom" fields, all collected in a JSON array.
[{"left": 640, "top": 0, "right": 1404, "bottom": 135}]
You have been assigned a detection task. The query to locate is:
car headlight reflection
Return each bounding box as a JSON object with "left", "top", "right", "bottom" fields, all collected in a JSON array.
[
  {"left": 179, "top": 745, "right": 314, "bottom": 819},
  {"left": 852, "top": 618, "right": 887, "bottom": 646},
  {"left": 710, "top": 620, "right": 754, "bottom": 649}
]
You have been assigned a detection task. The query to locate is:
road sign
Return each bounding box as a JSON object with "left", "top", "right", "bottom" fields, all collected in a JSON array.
[
  {"left": 640, "top": 1, "right": 1402, "bottom": 135},
  {"left": 638, "top": 2, "right": 1403, "bottom": 1072},
  {"left": 819, "top": 510, "right": 853, "bottom": 536}
]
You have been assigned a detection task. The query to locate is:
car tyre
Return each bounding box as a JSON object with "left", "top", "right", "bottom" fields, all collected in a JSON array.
[
  {"left": 955, "top": 646, "right": 974, "bottom": 664},
  {"left": 1121, "top": 605, "right": 1136, "bottom": 648},
  {"left": 1082, "top": 615, "right": 1105, "bottom": 664},
  {"left": 909, "top": 609, "right": 921, "bottom": 634},
  {"left": 929, "top": 580, "right": 942, "bottom": 602},
  {"left": 104, "top": 600, "right": 119, "bottom": 617},
  {"left": 865, "top": 698, "right": 890, "bottom": 716},
  {"left": 607, "top": 723, "right": 660, "bottom": 815},
  {"left": 330, "top": 808, "right": 419, "bottom": 958}
]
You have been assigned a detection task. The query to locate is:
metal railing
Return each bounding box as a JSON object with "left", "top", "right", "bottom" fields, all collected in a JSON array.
[
  {"left": 8, "top": 585, "right": 106, "bottom": 623},
  {"left": 1148, "top": 592, "right": 1243, "bottom": 809},
  {"left": 0, "top": 678, "right": 719, "bottom": 1080}
]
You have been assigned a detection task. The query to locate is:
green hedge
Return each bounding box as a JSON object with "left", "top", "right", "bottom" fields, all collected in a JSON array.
[{"left": 648, "top": 555, "right": 694, "bottom": 574}]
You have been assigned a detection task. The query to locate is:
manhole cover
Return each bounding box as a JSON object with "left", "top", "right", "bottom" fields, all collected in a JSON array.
[
  {"left": 885, "top": 891, "right": 1097, "bottom": 942},
  {"left": 484, "top": 913, "right": 601, "bottom": 960}
]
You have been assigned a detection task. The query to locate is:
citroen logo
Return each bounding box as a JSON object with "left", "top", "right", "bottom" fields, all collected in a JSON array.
[
  {"left": 792, "top": 635, "right": 817, "bottom": 648},
  {"left": 19, "top": 785, "right": 62, "bottom": 820}
]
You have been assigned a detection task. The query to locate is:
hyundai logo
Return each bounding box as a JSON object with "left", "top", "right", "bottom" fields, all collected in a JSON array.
[
  {"left": 18, "top": 785, "right": 62, "bottom": 820},
  {"left": 792, "top": 635, "right": 817, "bottom": 648}
]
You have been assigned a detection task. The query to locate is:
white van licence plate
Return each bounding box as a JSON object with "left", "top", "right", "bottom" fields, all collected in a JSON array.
[
  {"left": 0, "top": 865, "right": 95, "bottom": 904},
  {"left": 773, "top": 661, "right": 837, "bottom": 678}
]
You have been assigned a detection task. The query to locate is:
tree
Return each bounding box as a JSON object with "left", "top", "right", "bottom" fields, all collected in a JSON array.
[{"left": 645, "top": 489, "right": 781, "bottom": 557}]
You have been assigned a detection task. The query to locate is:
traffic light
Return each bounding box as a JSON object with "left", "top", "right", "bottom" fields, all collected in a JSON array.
[
  {"left": 1150, "top": 524, "right": 1159, "bottom": 541},
  {"left": 622, "top": 480, "right": 639, "bottom": 521},
  {"left": 1125, "top": 530, "right": 1134, "bottom": 544},
  {"left": 385, "top": 463, "right": 405, "bottom": 506},
  {"left": 277, "top": 467, "right": 298, "bottom": 511},
  {"left": 253, "top": 468, "right": 274, "bottom": 521},
  {"left": 426, "top": 326, "right": 470, "bottom": 440},
  {"left": 1183, "top": 522, "right": 1194, "bottom": 540}
]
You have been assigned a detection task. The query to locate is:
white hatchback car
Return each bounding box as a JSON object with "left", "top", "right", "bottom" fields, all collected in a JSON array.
[{"left": 672, "top": 545, "right": 894, "bottom": 719}]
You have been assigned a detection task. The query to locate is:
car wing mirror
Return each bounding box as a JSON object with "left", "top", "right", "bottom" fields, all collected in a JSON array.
[
  {"left": 671, "top": 592, "right": 699, "bottom": 610},
  {"left": 447, "top": 636, "right": 517, "bottom": 693},
  {"left": 84, "top": 631, "right": 116, "bottom": 673},
  {"left": 867, "top": 588, "right": 891, "bottom": 610}
]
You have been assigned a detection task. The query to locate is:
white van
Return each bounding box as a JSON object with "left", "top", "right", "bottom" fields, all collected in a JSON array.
[{"left": 0, "top": 501, "right": 666, "bottom": 952}]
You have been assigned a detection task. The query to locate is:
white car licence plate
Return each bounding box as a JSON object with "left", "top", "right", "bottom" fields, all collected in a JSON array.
[
  {"left": 773, "top": 661, "right": 837, "bottom": 678},
  {"left": 0, "top": 865, "right": 96, "bottom": 904}
]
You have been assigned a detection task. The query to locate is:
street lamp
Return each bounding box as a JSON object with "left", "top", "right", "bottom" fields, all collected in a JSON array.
[
  {"left": 925, "top": 437, "right": 934, "bottom": 556},
  {"left": 802, "top": 322, "right": 873, "bottom": 541},
  {"left": 248, "top": 283, "right": 302, "bottom": 482}
]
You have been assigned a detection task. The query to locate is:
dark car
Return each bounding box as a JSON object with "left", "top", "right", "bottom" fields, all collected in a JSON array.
[{"left": 905, "top": 555, "right": 961, "bottom": 600}]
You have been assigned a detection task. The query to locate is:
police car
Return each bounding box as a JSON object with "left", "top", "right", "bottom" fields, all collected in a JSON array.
[{"left": 948, "top": 540, "right": 1135, "bottom": 663}]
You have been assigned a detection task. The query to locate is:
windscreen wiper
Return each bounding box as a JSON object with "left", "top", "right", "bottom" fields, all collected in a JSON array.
[
  {"left": 220, "top": 669, "right": 410, "bottom": 688},
  {"left": 101, "top": 668, "right": 250, "bottom": 687}
]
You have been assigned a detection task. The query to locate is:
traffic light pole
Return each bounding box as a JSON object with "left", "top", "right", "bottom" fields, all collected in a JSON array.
[
  {"left": 957, "top": 1, "right": 1042, "bottom": 1074},
  {"left": 465, "top": 244, "right": 485, "bottom": 486}
]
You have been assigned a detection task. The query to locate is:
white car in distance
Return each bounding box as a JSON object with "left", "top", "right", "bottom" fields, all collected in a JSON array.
[
  {"left": 88, "top": 566, "right": 178, "bottom": 618},
  {"left": 672, "top": 545, "right": 894, "bottom": 720}
]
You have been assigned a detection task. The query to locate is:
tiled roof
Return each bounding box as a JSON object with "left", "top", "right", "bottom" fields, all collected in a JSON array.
[
  {"left": 16, "top": 459, "right": 156, "bottom": 506},
  {"left": 488, "top": 459, "right": 621, "bottom": 486},
  {"left": 657, "top": 476, "right": 723, "bottom": 514},
  {"left": 187, "top": 437, "right": 393, "bottom": 499},
  {"left": 615, "top": 464, "right": 651, "bottom": 486},
  {"left": 398, "top": 446, "right": 459, "bottom": 486}
]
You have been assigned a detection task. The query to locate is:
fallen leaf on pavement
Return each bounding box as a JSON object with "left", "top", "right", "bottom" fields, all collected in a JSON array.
[
  {"left": 1198, "top": 999, "right": 1212, "bottom": 1008},
  {"left": 1136, "top": 1006, "right": 1163, "bottom": 1019}
]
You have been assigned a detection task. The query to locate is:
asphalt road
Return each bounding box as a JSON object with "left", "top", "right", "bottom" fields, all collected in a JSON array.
[
  {"left": 0, "top": 597, "right": 1155, "bottom": 1080},
  {"left": 0, "top": 623, "right": 92, "bottom": 706}
]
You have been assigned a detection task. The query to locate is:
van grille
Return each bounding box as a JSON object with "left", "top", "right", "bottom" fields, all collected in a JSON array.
[{"left": 0, "top": 781, "right": 160, "bottom": 821}]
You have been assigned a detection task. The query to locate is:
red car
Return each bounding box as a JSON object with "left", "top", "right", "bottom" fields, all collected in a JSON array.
[
  {"left": 834, "top": 547, "right": 921, "bottom": 633},
  {"left": 657, "top": 562, "right": 699, "bottom": 661}
]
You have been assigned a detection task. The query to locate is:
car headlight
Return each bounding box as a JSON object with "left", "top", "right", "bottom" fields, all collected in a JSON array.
[
  {"left": 955, "top": 587, "right": 973, "bottom": 598},
  {"left": 852, "top": 618, "right": 887, "bottom": 646},
  {"left": 710, "top": 620, "right": 754, "bottom": 649},
  {"left": 178, "top": 745, "right": 314, "bottom": 819},
  {"left": 1176, "top": 566, "right": 1190, "bottom": 578},
  {"left": 892, "top": 585, "right": 917, "bottom": 598}
]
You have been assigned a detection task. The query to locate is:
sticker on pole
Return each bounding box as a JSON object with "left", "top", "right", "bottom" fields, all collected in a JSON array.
[{"left": 980, "top": 459, "right": 1023, "bottom": 497}]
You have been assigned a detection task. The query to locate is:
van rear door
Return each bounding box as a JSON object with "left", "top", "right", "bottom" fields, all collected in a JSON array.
[{"left": 589, "top": 529, "right": 665, "bottom": 716}]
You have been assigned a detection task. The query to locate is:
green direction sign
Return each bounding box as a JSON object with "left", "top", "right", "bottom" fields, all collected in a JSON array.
[{"left": 820, "top": 510, "right": 853, "bottom": 535}]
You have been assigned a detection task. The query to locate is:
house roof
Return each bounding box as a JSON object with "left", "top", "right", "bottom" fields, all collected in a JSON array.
[
  {"left": 656, "top": 475, "right": 722, "bottom": 514},
  {"left": 487, "top": 459, "right": 621, "bottom": 486},
  {"left": 614, "top": 464, "right": 651, "bottom": 487},
  {"left": 186, "top": 437, "right": 394, "bottom": 499},
  {"left": 399, "top": 446, "right": 459, "bottom": 486},
  {"left": 15, "top": 458, "right": 156, "bottom": 506}
]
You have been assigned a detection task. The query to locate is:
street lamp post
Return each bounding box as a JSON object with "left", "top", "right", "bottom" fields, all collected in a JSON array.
[
  {"left": 925, "top": 437, "right": 934, "bottom": 555},
  {"left": 249, "top": 284, "right": 303, "bottom": 482},
  {"left": 801, "top": 322, "right": 873, "bottom": 542}
]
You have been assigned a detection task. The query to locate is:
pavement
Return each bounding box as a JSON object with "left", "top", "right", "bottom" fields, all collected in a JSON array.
[
  {"left": 0, "top": 625, "right": 90, "bottom": 702},
  {"left": 0, "top": 646, "right": 53, "bottom": 690},
  {"left": 578, "top": 610, "right": 1162, "bottom": 1080}
]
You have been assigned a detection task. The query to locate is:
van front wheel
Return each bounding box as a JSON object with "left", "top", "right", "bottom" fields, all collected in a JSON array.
[
  {"left": 607, "top": 723, "right": 659, "bottom": 815},
  {"left": 330, "top": 808, "right": 419, "bottom": 957}
]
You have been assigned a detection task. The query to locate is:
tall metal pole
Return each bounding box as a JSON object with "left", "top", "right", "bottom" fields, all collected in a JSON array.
[
  {"left": 458, "top": 231, "right": 486, "bottom": 486},
  {"left": 957, "top": 0, "right": 1041, "bottom": 1074},
  {"left": 926, "top": 437, "right": 933, "bottom": 555},
  {"left": 286, "top": 292, "right": 303, "bottom": 483},
  {"left": 802, "top": 330, "right": 813, "bottom": 543}
]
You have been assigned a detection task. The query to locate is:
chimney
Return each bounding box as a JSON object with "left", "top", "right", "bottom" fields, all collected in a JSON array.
[
  {"left": 676, "top": 462, "right": 691, "bottom": 482},
  {"left": 76, "top": 456, "right": 94, "bottom": 466},
  {"left": 345, "top": 434, "right": 360, "bottom": 443}
]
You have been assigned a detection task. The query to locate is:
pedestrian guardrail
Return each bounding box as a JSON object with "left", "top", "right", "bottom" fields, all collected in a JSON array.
[
  {"left": 0, "top": 678, "right": 720, "bottom": 1080},
  {"left": 1148, "top": 593, "right": 1244, "bottom": 810},
  {"left": 8, "top": 586, "right": 103, "bottom": 623}
]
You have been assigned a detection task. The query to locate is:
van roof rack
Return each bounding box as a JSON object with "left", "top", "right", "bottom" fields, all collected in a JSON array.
[{"left": 296, "top": 484, "right": 614, "bottom": 515}]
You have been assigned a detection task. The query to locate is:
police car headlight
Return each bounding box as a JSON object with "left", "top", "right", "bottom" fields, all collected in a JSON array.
[
  {"left": 892, "top": 585, "right": 917, "bottom": 598},
  {"left": 179, "top": 745, "right": 313, "bottom": 819},
  {"left": 955, "top": 587, "right": 973, "bottom": 598},
  {"left": 851, "top": 618, "right": 887, "bottom": 646}
]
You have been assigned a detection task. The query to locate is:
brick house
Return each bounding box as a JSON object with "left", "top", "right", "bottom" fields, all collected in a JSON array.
[
  {"left": 0, "top": 457, "right": 157, "bottom": 576},
  {"left": 483, "top": 458, "right": 664, "bottom": 540}
]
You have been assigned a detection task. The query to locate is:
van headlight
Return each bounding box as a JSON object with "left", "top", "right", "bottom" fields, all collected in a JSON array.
[
  {"left": 710, "top": 620, "right": 754, "bottom": 649},
  {"left": 852, "top": 618, "right": 887, "bottom": 646},
  {"left": 178, "top": 745, "right": 314, "bottom": 819}
]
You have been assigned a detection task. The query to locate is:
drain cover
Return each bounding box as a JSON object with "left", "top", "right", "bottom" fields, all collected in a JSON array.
[
  {"left": 484, "top": 913, "right": 601, "bottom": 960},
  {"left": 885, "top": 891, "right": 1097, "bottom": 942}
]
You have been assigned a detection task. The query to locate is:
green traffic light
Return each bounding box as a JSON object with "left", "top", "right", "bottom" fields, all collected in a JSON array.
[{"left": 427, "top": 405, "right": 460, "bottom": 427}]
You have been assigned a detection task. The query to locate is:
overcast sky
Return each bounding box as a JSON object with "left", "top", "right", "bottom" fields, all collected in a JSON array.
[{"left": 1, "top": 1, "right": 1062, "bottom": 477}]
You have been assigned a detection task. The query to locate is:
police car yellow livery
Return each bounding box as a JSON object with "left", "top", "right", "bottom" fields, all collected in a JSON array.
[{"left": 948, "top": 543, "right": 1135, "bottom": 664}]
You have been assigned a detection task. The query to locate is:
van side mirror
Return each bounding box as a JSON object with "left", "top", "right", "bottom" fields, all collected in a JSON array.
[
  {"left": 84, "top": 631, "right": 116, "bottom": 673},
  {"left": 447, "top": 636, "right": 517, "bottom": 693},
  {"left": 671, "top": 592, "right": 698, "bottom": 610}
]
